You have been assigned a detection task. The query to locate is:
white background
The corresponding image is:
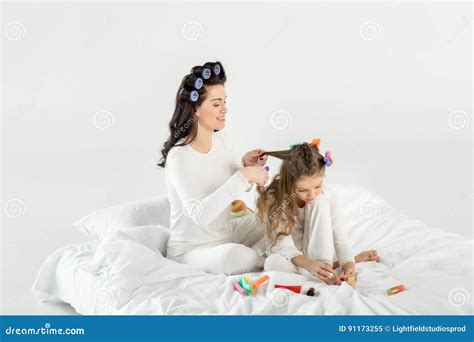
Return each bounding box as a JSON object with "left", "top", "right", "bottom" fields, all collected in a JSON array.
[{"left": 1, "top": 1, "right": 472, "bottom": 314}]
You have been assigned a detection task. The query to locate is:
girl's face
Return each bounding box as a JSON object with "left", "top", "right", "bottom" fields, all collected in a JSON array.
[
  {"left": 294, "top": 173, "right": 324, "bottom": 204},
  {"left": 195, "top": 84, "right": 228, "bottom": 131}
]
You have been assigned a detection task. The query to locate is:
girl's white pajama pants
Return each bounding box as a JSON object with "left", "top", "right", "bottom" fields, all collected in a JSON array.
[{"left": 264, "top": 194, "right": 354, "bottom": 279}]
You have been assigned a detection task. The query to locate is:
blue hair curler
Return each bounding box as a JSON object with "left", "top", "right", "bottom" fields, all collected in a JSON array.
[
  {"left": 190, "top": 90, "right": 199, "bottom": 102},
  {"left": 194, "top": 77, "right": 203, "bottom": 89},
  {"left": 202, "top": 68, "right": 211, "bottom": 79},
  {"left": 213, "top": 63, "right": 221, "bottom": 75}
]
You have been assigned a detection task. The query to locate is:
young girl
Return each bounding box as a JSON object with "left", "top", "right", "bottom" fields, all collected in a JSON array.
[{"left": 257, "top": 139, "right": 379, "bottom": 285}]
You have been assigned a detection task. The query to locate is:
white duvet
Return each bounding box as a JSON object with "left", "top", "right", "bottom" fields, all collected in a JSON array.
[{"left": 32, "top": 185, "right": 473, "bottom": 315}]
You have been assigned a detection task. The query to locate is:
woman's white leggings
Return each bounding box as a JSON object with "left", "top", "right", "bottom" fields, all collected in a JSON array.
[{"left": 180, "top": 214, "right": 265, "bottom": 275}]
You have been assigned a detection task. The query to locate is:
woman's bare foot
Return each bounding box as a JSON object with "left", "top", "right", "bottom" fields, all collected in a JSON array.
[{"left": 355, "top": 250, "right": 379, "bottom": 263}]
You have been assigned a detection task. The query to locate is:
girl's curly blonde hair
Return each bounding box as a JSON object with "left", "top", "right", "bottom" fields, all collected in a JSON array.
[{"left": 256, "top": 142, "right": 332, "bottom": 248}]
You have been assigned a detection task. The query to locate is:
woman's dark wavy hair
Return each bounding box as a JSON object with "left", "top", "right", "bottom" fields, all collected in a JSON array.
[{"left": 157, "top": 61, "right": 226, "bottom": 167}]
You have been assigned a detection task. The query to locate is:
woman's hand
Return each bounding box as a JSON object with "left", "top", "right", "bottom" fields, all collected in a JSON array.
[
  {"left": 242, "top": 149, "right": 267, "bottom": 167},
  {"left": 307, "top": 260, "right": 335, "bottom": 282},
  {"left": 240, "top": 165, "right": 269, "bottom": 186}
]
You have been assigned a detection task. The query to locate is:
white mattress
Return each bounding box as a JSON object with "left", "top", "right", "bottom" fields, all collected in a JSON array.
[{"left": 32, "top": 185, "right": 473, "bottom": 315}]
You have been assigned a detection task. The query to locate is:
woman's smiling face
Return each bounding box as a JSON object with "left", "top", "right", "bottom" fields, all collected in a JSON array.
[{"left": 195, "top": 84, "right": 228, "bottom": 130}]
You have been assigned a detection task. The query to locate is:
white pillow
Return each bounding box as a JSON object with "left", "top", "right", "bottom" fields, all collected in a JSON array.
[
  {"left": 73, "top": 196, "right": 170, "bottom": 241},
  {"left": 101, "top": 224, "right": 171, "bottom": 257}
]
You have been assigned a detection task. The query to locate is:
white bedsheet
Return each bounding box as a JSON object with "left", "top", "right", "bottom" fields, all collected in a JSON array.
[{"left": 32, "top": 185, "right": 473, "bottom": 315}]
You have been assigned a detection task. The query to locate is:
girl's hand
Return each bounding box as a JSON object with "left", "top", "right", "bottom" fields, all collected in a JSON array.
[
  {"left": 240, "top": 165, "right": 269, "bottom": 186},
  {"left": 242, "top": 149, "right": 267, "bottom": 167},
  {"left": 342, "top": 261, "right": 356, "bottom": 276},
  {"left": 333, "top": 262, "right": 357, "bottom": 286},
  {"left": 307, "top": 260, "right": 335, "bottom": 282}
]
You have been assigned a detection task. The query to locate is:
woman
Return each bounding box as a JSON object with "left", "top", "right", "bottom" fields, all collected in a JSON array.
[{"left": 158, "top": 61, "right": 269, "bottom": 275}]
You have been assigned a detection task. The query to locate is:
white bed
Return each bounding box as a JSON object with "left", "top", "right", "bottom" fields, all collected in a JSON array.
[{"left": 32, "top": 184, "right": 473, "bottom": 315}]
